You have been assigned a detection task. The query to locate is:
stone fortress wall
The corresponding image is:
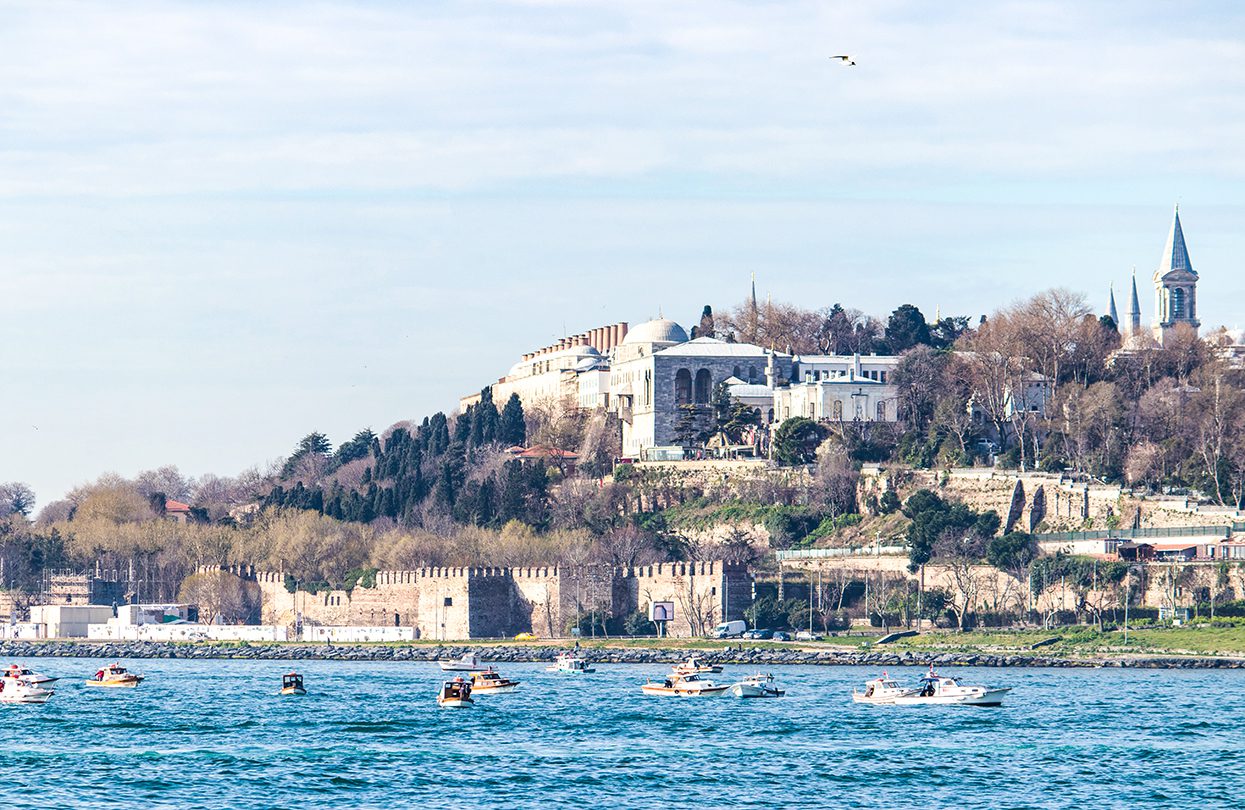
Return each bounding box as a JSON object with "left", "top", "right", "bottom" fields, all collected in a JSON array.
[
  {"left": 222, "top": 561, "right": 749, "bottom": 640},
  {"left": 864, "top": 466, "right": 1244, "bottom": 534}
]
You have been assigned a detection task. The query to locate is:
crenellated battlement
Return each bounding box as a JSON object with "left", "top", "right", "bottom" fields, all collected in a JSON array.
[{"left": 239, "top": 559, "right": 748, "bottom": 640}]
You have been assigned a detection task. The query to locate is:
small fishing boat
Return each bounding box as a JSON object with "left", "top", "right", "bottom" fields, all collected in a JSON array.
[
  {"left": 892, "top": 669, "right": 1011, "bottom": 707},
  {"left": 671, "top": 656, "right": 723, "bottom": 676},
  {"left": 546, "top": 653, "right": 595, "bottom": 674},
  {"left": 439, "top": 652, "right": 481, "bottom": 672},
  {"left": 437, "top": 677, "right": 474, "bottom": 708},
  {"left": 280, "top": 672, "right": 307, "bottom": 696},
  {"left": 641, "top": 672, "right": 729, "bottom": 697},
  {"left": 0, "top": 672, "right": 54, "bottom": 704},
  {"left": 85, "top": 662, "right": 144, "bottom": 688},
  {"left": 727, "top": 672, "right": 785, "bottom": 698},
  {"left": 3, "top": 664, "right": 58, "bottom": 685},
  {"left": 852, "top": 673, "right": 917, "bottom": 705},
  {"left": 469, "top": 668, "right": 520, "bottom": 694}
]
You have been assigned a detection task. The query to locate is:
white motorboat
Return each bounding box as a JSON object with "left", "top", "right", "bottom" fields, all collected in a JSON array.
[
  {"left": 727, "top": 673, "right": 785, "bottom": 698},
  {"left": 672, "top": 656, "right": 723, "bottom": 676},
  {"left": 3, "top": 664, "right": 57, "bottom": 685},
  {"left": 892, "top": 670, "right": 1011, "bottom": 707},
  {"left": 0, "top": 673, "right": 54, "bottom": 704},
  {"left": 439, "top": 652, "right": 481, "bottom": 672},
  {"left": 641, "top": 672, "right": 729, "bottom": 697},
  {"left": 852, "top": 673, "right": 917, "bottom": 705},
  {"left": 437, "top": 677, "right": 474, "bottom": 708},
  {"left": 546, "top": 653, "right": 595, "bottom": 674}
]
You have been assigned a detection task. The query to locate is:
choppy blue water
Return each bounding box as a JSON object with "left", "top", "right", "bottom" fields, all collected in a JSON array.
[{"left": 2, "top": 658, "right": 1243, "bottom": 809}]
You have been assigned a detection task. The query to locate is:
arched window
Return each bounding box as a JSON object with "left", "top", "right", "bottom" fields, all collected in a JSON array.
[
  {"left": 748, "top": 365, "right": 758, "bottom": 383},
  {"left": 733, "top": 365, "right": 742, "bottom": 380},
  {"left": 767, "top": 407, "right": 775, "bottom": 423},
  {"left": 832, "top": 400, "right": 843, "bottom": 420},
  {"left": 694, "top": 369, "right": 712, "bottom": 403},
  {"left": 1171, "top": 287, "right": 1187, "bottom": 320},
  {"left": 644, "top": 371, "right": 652, "bottom": 406},
  {"left": 876, "top": 401, "right": 887, "bottom": 421},
  {"left": 674, "top": 369, "right": 692, "bottom": 405}
]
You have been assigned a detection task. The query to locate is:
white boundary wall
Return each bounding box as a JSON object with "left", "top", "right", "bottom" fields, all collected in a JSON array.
[
  {"left": 87, "top": 623, "right": 289, "bottom": 642},
  {"left": 300, "top": 626, "right": 417, "bottom": 643}
]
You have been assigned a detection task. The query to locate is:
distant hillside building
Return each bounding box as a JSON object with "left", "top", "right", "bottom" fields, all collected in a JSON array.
[
  {"left": 1109, "top": 205, "right": 1202, "bottom": 351},
  {"left": 459, "top": 321, "right": 626, "bottom": 412}
]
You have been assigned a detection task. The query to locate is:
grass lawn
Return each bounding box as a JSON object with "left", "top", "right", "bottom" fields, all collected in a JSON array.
[{"left": 879, "top": 624, "right": 1245, "bottom": 657}]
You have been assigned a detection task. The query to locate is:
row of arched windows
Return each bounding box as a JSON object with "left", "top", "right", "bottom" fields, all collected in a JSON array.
[{"left": 674, "top": 368, "right": 713, "bottom": 405}]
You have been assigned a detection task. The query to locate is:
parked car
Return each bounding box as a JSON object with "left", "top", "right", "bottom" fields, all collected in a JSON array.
[
  {"left": 772, "top": 631, "right": 792, "bottom": 642},
  {"left": 794, "top": 630, "right": 822, "bottom": 641},
  {"left": 713, "top": 620, "right": 747, "bottom": 639},
  {"left": 513, "top": 632, "right": 538, "bottom": 641},
  {"left": 744, "top": 628, "right": 774, "bottom": 640}
]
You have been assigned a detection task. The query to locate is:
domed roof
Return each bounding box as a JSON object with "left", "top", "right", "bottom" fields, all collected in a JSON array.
[{"left": 622, "top": 318, "right": 688, "bottom": 346}]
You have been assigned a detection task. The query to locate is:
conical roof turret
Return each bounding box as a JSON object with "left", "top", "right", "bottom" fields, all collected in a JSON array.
[{"left": 1157, "top": 204, "right": 1195, "bottom": 279}]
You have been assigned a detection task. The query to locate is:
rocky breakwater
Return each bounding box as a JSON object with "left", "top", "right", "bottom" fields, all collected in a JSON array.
[{"left": 2, "top": 640, "right": 1245, "bottom": 668}]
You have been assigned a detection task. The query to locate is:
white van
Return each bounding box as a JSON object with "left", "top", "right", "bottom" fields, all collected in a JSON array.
[{"left": 713, "top": 620, "right": 747, "bottom": 639}]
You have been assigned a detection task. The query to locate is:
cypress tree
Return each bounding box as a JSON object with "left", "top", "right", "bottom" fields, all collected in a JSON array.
[{"left": 499, "top": 394, "right": 526, "bottom": 446}]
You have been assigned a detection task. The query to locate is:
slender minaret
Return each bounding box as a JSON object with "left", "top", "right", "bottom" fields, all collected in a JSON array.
[
  {"left": 1107, "top": 284, "right": 1119, "bottom": 329},
  {"left": 1128, "top": 268, "right": 1142, "bottom": 336},
  {"left": 750, "top": 273, "right": 758, "bottom": 317}
]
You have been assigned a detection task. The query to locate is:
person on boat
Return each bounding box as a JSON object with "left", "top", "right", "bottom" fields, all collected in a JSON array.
[{"left": 94, "top": 669, "right": 105, "bottom": 681}]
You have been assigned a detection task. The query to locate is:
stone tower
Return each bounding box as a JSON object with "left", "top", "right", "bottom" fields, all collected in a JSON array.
[{"left": 1152, "top": 205, "right": 1199, "bottom": 345}]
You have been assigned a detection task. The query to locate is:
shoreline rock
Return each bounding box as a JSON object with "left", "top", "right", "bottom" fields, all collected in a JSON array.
[{"left": 0, "top": 640, "right": 1243, "bottom": 669}]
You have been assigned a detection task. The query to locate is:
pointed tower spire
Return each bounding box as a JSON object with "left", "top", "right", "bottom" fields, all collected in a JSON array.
[
  {"left": 1129, "top": 268, "right": 1141, "bottom": 335},
  {"left": 1158, "top": 203, "right": 1195, "bottom": 279},
  {"left": 1107, "top": 283, "right": 1119, "bottom": 328},
  {"left": 749, "top": 273, "right": 758, "bottom": 316}
]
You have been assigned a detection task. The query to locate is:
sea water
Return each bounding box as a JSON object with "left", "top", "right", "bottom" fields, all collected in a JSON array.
[{"left": 1, "top": 658, "right": 1243, "bottom": 809}]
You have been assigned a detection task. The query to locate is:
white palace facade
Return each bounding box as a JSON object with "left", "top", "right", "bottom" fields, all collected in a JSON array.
[{"left": 464, "top": 316, "right": 903, "bottom": 459}]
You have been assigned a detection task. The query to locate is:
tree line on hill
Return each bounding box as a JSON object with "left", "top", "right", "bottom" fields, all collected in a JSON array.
[{"left": 7, "top": 284, "right": 1245, "bottom": 605}]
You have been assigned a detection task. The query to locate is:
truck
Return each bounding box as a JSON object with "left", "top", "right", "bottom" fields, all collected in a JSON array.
[{"left": 712, "top": 620, "right": 747, "bottom": 639}]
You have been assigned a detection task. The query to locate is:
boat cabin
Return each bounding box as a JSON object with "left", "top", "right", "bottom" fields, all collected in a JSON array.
[
  {"left": 442, "top": 679, "right": 472, "bottom": 700},
  {"left": 283, "top": 673, "right": 305, "bottom": 692}
]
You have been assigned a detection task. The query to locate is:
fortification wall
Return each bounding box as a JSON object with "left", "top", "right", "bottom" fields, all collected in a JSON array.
[
  {"left": 207, "top": 562, "right": 748, "bottom": 640},
  {"left": 867, "top": 467, "right": 1243, "bottom": 533}
]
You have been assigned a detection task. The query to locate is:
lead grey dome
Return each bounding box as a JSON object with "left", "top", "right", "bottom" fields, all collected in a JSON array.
[{"left": 621, "top": 318, "right": 689, "bottom": 346}]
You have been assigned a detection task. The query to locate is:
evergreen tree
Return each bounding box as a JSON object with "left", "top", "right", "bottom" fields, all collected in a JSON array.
[
  {"left": 498, "top": 394, "right": 527, "bottom": 446},
  {"left": 883, "top": 304, "right": 931, "bottom": 354}
]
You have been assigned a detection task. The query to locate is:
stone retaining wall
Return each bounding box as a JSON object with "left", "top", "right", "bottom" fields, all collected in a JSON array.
[{"left": 2, "top": 640, "right": 1242, "bottom": 668}]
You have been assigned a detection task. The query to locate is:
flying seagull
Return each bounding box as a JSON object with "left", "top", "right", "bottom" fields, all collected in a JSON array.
[{"left": 830, "top": 55, "right": 856, "bottom": 65}]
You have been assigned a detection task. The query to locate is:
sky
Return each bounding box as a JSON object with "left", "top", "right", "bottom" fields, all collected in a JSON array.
[{"left": 3, "top": 0, "right": 1245, "bottom": 508}]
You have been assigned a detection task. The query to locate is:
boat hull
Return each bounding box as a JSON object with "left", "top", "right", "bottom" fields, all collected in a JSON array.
[
  {"left": 641, "top": 684, "right": 729, "bottom": 697},
  {"left": 85, "top": 678, "right": 143, "bottom": 688},
  {"left": 279, "top": 687, "right": 307, "bottom": 696},
  {"left": 437, "top": 698, "right": 474, "bottom": 708},
  {"left": 0, "top": 689, "right": 53, "bottom": 704},
  {"left": 893, "top": 688, "right": 1011, "bottom": 707},
  {"left": 470, "top": 684, "right": 518, "bottom": 694},
  {"left": 728, "top": 683, "right": 783, "bottom": 698},
  {"left": 852, "top": 691, "right": 914, "bottom": 705}
]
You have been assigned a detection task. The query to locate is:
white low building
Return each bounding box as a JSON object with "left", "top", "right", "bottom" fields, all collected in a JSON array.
[{"left": 29, "top": 605, "right": 115, "bottom": 638}]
